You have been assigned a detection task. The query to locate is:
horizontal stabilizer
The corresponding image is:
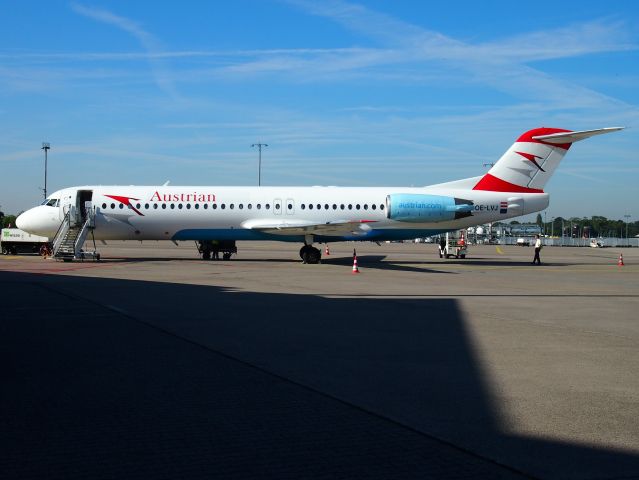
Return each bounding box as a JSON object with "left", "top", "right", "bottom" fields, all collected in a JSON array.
[{"left": 533, "top": 127, "right": 624, "bottom": 144}]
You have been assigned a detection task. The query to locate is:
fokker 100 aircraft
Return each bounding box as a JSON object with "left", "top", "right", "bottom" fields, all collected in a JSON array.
[{"left": 16, "top": 127, "right": 622, "bottom": 263}]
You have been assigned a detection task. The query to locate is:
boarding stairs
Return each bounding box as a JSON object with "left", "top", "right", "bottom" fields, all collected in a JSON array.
[{"left": 52, "top": 207, "right": 100, "bottom": 261}]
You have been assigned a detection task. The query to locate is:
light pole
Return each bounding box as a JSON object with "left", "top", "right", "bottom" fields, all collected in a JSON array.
[
  {"left": 41, "top": 142, "right": 50, "bottom": 200},
  {"left": 251, "top": 143, "right": 268, "bottom": 186},
  {"left": 624, "top": 214, "right": 631, "bottom": 245}
]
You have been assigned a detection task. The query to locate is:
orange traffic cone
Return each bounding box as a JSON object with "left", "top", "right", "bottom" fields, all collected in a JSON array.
[
  {"left": 325, "top": 244, "right": 330, "bottom": 256},
  {"left": 618, "top": 253, "right": 624, "bottom": 266},
  {"left": 352, "top": 249, "right": 360, "bottom": 274}
]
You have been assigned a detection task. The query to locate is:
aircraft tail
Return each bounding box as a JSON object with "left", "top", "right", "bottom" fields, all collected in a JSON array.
[{"left": 473, "top": 127, "right": 623, "bottom": 193}]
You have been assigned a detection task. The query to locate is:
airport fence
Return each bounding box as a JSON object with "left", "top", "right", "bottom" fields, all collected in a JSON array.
[{"left": 495, "top": 237, "right": 639, "bottom": 247}]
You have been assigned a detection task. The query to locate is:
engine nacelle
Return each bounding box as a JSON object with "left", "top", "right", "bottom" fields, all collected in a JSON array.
[{"left": 386, "top": 194, "right": 473, "bottom": 223}]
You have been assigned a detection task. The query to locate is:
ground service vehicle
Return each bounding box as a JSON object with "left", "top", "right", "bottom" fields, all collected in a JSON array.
[
  {"left": 1, "top": 228, "right": 50, "bottom": 255},
  {"left": 438, "top": 231, "right": 467, "bottom": 259}
]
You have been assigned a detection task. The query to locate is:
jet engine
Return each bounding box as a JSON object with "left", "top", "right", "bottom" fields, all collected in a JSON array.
[{"left": 385, "top": 194, "right": 473, "bottom": 223}]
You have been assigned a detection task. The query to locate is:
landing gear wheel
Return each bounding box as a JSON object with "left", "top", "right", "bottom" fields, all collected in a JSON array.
[
  {"left": 302, "top": 246, "right": 321, "bottom": 264},
  {"left": 202, "top": 250, "right": 211, "bottom": 260},
  {"left": 222, "top": 252, "right": 232, "bottom": 260}
]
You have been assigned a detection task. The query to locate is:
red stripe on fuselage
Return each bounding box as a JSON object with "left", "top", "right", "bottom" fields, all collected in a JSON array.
[
  {"left": 473, "top": 174, "right": 544, "bottom": 193},
  {"left": 105, "top": 194, "right": 145, "bottom": 216}
]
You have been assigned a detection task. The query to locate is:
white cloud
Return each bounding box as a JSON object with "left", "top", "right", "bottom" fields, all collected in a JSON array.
[{"left": 70, "top": 3, "right": 178, "bottom": 98}]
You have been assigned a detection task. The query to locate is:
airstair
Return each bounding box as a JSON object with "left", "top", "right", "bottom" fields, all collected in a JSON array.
[{"left": 52, "top": 206, "right": 100, "bottom": 261}]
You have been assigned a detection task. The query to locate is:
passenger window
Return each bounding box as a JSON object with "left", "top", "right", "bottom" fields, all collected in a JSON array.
[
  {"left": 266, "top": 204, "right": 270, "bottom": 210},
  {"left": 309, "top": 204, "right": 313, "bottom": 210},
  {"left": 119, "top": 204, "right": 124, "bottom": 209},
  {"left": 239, "top": 204, "right": 244, "bottom": 209},
  {"left": 213, "top": 204, "right": 218, "bottom": 209},
  {"left": 178, "top": 204, "right": 183, "bottom": 209},
  {"left": 380, "top": 204, "right": 385, "bottom": 210},
  {"left": 170, "top": 204, "right": 175, "bottom": 209},
  {"left": 257, "top": 204, "right": 261, "bottom": 209},
  {"left": 348, "top": 204, "right": 352, "bottom": 210},
  {"left": 364, "top": 204, "right": 368, "bottom": 210},
  {"left": 248, "top": 204, "right": 252, "bottom": 209},
  {"left": 340, "top": 204, "right": 345, "bottom": 210},
  {"left": 221, "top": 204, "right": 226, "bottom": 209},
  {"left": 102, "top": 203, "right": 107, "bottom": 209},
  {"left": 356, "top": 204, "right": 360, "bottom": 210},
  {"left": 111, "top": 203, "right": 115, "bottom": 209},
  {"left": 154, "top": 204, "right": 158, "bottom": 209},
  {"left": 203, "top": 204, "right": 208, "bottom": 209},
  {"left": 186, "top": 204, "right": 191, "bottom": 209},
  {"left": 230, "top": 204, "right": 234, "bottom": 209},
  {"left": 194, "top": 204, "right": 199, "bottom": 209},
  {"left": 372, "top": 204, "right": 376, "bottom": 210},
  {"left": 324, "top": 204, "right": 329, "bottom": 210},
  {"left": 288, "top": 203, "right": 293, "bottom": 210},
  {"left": 332, "top": 204, "right": 337, "bottom": 210},
  {"left": 144, "top": 203, "right": 149, "bottom": 209},
  {"left": 301, "top": 204, "right": 306, "bottom": 210},
  {"left": 162, "top": 204, "right": 167, "bottom": 209}
]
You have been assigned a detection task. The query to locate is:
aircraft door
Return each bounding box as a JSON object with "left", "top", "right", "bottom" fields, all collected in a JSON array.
[
  {"left": 285, "top": 198, "right": 295, "bottom": 215},
  {"left": 274, "top": 198, "right": 282, "bottom": 215},
  {"left": 60, "top": 191, "right": 77, "bottom": 225},
  {"left": 77, "top": 190, "right": 93, "bottom": 224}
]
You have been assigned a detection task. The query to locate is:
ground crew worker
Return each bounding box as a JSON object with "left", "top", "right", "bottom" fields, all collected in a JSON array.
[{"left": 532, "top": 234, "right": 542, "bottom": 265}]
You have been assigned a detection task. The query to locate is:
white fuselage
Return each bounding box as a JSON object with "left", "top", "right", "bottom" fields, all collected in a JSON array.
[{"left": 17, "top": 184, "right": 549, "bottom": 243}]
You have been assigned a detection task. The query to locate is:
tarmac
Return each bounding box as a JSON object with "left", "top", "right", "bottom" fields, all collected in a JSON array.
[{"left": 1, "top": 241, "right": 638, "bottom": 479}]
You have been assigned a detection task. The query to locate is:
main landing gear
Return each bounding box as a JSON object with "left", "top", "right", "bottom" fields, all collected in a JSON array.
[
  {"left": 299, "top": 244, "right": 321, "bottom": 264},
  {"left": 197, "top": 240, "right": 237, "bottom": 260}
]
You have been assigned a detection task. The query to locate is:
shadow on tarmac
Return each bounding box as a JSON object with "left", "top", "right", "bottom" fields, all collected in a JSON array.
[{"left": 1, "top": 269, "right": 637, "bottom": 479}]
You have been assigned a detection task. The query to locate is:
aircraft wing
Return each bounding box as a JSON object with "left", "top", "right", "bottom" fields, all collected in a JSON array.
[{"left": 242, "top": 218, "right": 379, "bottom": 237}]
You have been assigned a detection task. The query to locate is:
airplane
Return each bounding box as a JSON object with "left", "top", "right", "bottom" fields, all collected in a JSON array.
[{"left": 16, "top": 127, "right": 623, "bottom": 263}]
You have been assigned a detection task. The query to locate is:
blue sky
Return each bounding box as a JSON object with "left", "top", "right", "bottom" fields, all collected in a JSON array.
[{"left": 1, "top": 0, "right": 638, "bottom": 220}]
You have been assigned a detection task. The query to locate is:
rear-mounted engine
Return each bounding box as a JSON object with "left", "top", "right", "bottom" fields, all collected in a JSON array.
[{"left": 385, "top": 194, "right": 473, "bottom": 223}]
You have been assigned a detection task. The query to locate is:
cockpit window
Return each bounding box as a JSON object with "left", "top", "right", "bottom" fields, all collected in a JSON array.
[{"left": 41, "top": 198, "right": 59, "bottom": 207}]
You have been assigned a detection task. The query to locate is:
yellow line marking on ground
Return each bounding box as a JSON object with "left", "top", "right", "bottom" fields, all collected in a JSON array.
[{"left": 495, "top": 246, "right": 504, "bottom": 255}]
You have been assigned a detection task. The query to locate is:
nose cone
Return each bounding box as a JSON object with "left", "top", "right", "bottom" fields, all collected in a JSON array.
[
  {"left": 15, "top": 210, "right": 32, "bottom": 231},
  {"left": 16, "top": 207, "right": 57, "bottom": 238}
]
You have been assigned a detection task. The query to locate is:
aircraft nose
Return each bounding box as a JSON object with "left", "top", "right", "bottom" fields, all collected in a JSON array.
[
  {"left": 16, "top": 207, "right": 56, "bottom": 237},
  {"left": 15, "top": 210, "right": 32, "bottom": 231}
]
